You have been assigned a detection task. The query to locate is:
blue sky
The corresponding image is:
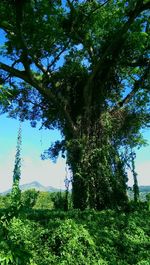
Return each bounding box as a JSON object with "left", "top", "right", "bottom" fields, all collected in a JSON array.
[
  {"left": 0, "top": 114, "right": 67, "bottom": 192},
  {"left": 0, "top": 113, "right": 149, "bottom": 192}
]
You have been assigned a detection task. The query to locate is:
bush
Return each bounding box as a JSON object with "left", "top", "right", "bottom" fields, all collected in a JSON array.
[
  {"left": 146, "top": 193, "right": 150, "bottom": 211},
  {"left": 0, "top": 194, "right": 11, "bottom": 209},
  {"left": 0, "top": 216, "right": 41, "bottom": 265},
  {"left": 0, "top": 207, "right": 149, "bottom": 264},
  {"left": 21, "top": 189, "right": 39, "bottom": 209},
  {"left": 49, "top": 219, "right": 99, "bottom": 264},
  {"left": 33, "top": 191, "right": 53, "bottom": 210}
]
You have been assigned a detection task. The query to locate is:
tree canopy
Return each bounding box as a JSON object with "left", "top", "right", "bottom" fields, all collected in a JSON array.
[{"left": 0, "top": 0, "right": 150, "bottom": 209}]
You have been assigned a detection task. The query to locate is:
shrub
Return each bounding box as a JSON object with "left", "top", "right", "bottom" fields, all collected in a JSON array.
[
  {"left": 48, "top": 219, "right": 100, "bottom": 264},
  {"left": 21, "top": 189, "right": 39, "bottom": 209},
  {"left": 0, "top": 216, "right": 41, "bottom": 265},
  {"left": 33, "top": 191, "right": 53, "bottom": 210}
]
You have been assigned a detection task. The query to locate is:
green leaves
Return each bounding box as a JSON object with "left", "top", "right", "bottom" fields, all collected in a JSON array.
[
  {"left": 49, "top": 219, "right": 97, "bottom": 264},
  {"left": 0, "top": 208, "right": 149, "bottom": 264},
  {"left": 0, "top": 85, "right": 11, "bottom": 105}
]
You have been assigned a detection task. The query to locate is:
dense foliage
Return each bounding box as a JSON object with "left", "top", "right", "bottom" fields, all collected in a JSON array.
[
  {"left": 0, "top": 190, "right": 72, "bottom": 211},
  {"left": 0, "top": 206, "right": 150, "bottom": 265},
  {"left": 0, "top": 1, "right": 150, "bottom": 210},
  {"left": 0, "top": 188, "right": 149, "bottom": 264},
  {"left": 0, "top": 189, "right": 149, "bottom": 211}
]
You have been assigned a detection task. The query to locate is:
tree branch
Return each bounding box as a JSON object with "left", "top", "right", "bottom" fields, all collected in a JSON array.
[
  {"left": 0, "top": 62, "right": 51, "bottom": 98},
  {"left": 87, "top": 0, "right": 109, "bottom": 17},
  {"left": 0, "top": 62, "right": 31, "bottom": 84},
  {"left": 115, "top": 66, "right": 150, "bottom": 109},
  {"left": 83, "top": 0, "right": 150, "bottom": 113},
  {"left": 47, "top": 41, "right": 70, "bottom": 71},
  {"left": 32, "top": 56, "right": 51, "bottom": 77},
  {"left": 66, "top": 0, "right": 75, "bottom": 12},
  {"left": 23, "top": 98, "right": 46, "bottom": 110},
  {"left": 0, "top": 21, "right": 14, "bottom": 34},
  {"left": 0, "top": 61, "right": 77, "bottom": 136},
  {"left": 0, "top": 19, "right": 50, "bottom": 79}
]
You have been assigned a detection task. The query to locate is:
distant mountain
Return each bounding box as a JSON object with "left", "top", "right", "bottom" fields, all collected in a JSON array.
[
  {"left": 1, "top": 183, "right": 150, "bottom": 197},
  {"left": 0, "top": 181, "right": 62, "bottom": 195},
  {"left": 19, "top": 181, "right": 61, "bottom": 192},
  {"left": 139, "top": 186, "right": 150, "bottom": 200},
  {"left": 139, "top": 186, "right": 150, "bottom": 193},
  {"left": 128, "top": 186, "right": 150, "bottom": 201}
]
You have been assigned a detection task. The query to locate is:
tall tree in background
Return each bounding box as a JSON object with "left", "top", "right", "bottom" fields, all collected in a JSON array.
[
  {"left": 12, "top": 124, "right": 22, "bottom": 189},
  {"left": 0, "top": 0, "right": 149, "bottom": 209},
  {"left": 130, "top": 148, "right": 139, "bottom": 203},
  {"left": 10, "top": 123, "right": 22, "bottom": 212}
]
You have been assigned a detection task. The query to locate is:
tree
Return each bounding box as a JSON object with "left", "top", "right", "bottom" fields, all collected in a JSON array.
[
  {"left": 12, "top": 124, "right": 22, "bottom": 186},
  {"left": 11, "top": 123, "right": 22, "bottom": 210},
  {"left": 0, "top": 0, "right": 149, "bottom": 209}
]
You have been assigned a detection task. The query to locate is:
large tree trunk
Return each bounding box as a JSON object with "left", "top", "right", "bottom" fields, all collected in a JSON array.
[{"left": 67, "top": 120, "right": 128, "bottom": 210}]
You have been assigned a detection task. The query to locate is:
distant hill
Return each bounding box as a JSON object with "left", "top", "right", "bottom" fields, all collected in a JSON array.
[
  {"left": 1, "top": 183, "right": 150, "bottom": 197},
  {"left": 128, "top": 186, "right": 150, "bottom": 201},
  {"left": 139, "top": 186, "right": 150, "bottom": 200},
  {"left": 139, "top": 186, "right": 150, "bottom": 193},
  {"left": 0, "top": 181, "right": 62, "bottom": 195}
]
